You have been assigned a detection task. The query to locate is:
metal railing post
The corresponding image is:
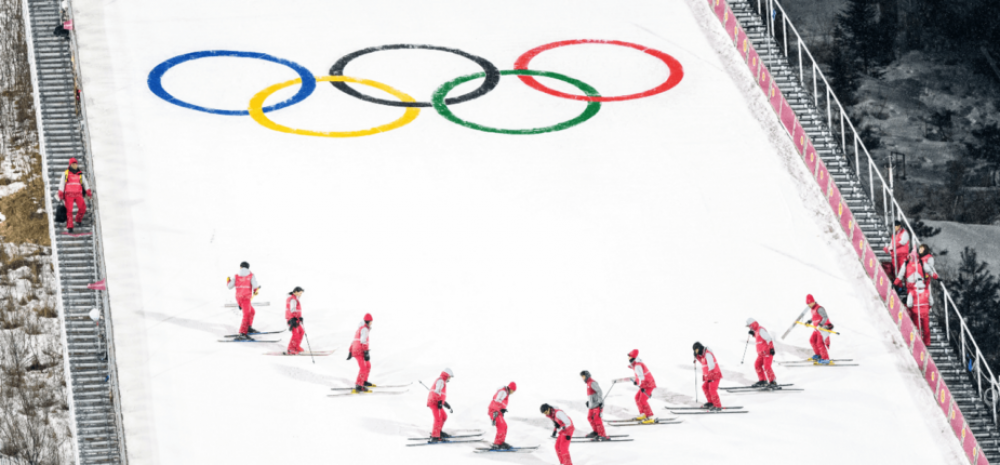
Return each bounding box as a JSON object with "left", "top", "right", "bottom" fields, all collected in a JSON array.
[{"left": 942, "top": 283, "right": 949, "bottom": 340}]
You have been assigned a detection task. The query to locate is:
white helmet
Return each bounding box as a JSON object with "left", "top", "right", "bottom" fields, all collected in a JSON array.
[
  {"left": 443, "top": 368, "right": 454, "bottom": 378},
  {"left": 746, "top": 317, "right": 756, "bottom": 327}
]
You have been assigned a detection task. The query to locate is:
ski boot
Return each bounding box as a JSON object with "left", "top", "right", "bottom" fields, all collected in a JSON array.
[
  {"left": 429, "top": 436, "right": 444, "bottom": 443},
  {"left": 351, "top": 385, "right": 370, "bottom": 394},
  {"left": 768, "top": 380, "right": 781, "bottom": 390},
  {"left": 641, "top": 416, "right": 656, "bottom": 424},
  {"left": 597, "top": 436, "right": 612, "bottom": 441},
  {"left": 815, "top": 359, "right": 831, "bottom": 365},
  {"left": 810, "top": 354, "right": 820, "bottom": 361},
  {"left": 633, "top": 414, "right": 647, "bottom": 421},
  {"left": 495, "top": 443, "right": 512, "bottom": 450},
  {"left": 708, "top": 405, "right": 723, "bottom": 412},
  {"left": 247, "top": 327, "right": 260, "bottom": 335},
  {"left": 364, "top": 381, "right": 376, "bottom": 388},
  {"left": 585, "top": 431, "right": 598, "bottom": 439},
  {"left": 701, "top": 402, "right": 714, "bottom": 409},
  {"left": 440, "top": 432, "right": 452, "bottom": 439},
  {"left": 750, "top": 380, "right": 768, "bottom": 388},
  {"left": 233, "top": 333, "right": 252, "bottom": 341}
]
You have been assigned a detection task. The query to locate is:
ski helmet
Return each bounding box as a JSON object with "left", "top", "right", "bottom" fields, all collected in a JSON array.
[
  {"left": 364, "top": 313, "right": 373, "bottom": 322},
  {"left": 746, "top": 317, "right": 756, "bottom": 327},
  {"left": 580, "top": 370, "right": 591, "bottom": 380},
  {"left": 693, "top": 342, "right": 705, "bottom": 356},
  {"left": 240, "top": 261, "right": 250, "bottom": 269},
  {"left": 442, "top": 368, "right": 454, "bottom": 379},
  {"left": 628, "top": 349, "right": 639, "bottom": 359},
  {"left": 508, "top": 382, "right": 517, "bottom": 392},
  {"left": 540, "top": 403, "right": 553, "bottom": 414}
]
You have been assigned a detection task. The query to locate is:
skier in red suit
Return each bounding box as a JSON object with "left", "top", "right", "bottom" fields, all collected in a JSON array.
[
  {"left": 806, "top": 294, "right": 833, "bottom": 364},
  {"left": 746, "top": 318, "right": 776, "bottom": 387},
  {"left": 284, "top": 287, "right": 305, "bottom": 355},
  {"left": 883, "top": 221, "right": 910, "bottom": 275},
  {"left": 427, "top": 368, "right": 454, "bottom": 441},
  {"left": 693, "top": 342, "right": 723, "bottom": 409},
  {"left": 56, "top": 157, "right": 91, "bottom": 233},
  {"left": 580, "top": 370, "right": 609, "bottom": 440},
  {"left": 907, "top": 279, "right": 933, "bottom": 345},
  {"left": 347, "top": 314, "right": 373, "bottom": 393},
  {"left": 541, "top": 403, "right": 575, "bottom": 465},
  {"left": 627, "top": 349, "right": 656, "bottom": 423},
  {"left": 226, "top": 261, "right": 260, "bottom": 340},
  {"left": 487, "top": 382, "right": 516, "bottom": 450}
]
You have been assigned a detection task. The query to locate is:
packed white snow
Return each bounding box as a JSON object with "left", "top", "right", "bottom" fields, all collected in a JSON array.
[{"left": 67, "top": 0, "right": 968, "bottom": 463}]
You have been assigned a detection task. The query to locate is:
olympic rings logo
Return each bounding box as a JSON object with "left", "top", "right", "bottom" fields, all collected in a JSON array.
[{"left": 147, "top": 40, "right": 684, "bottom": 138}]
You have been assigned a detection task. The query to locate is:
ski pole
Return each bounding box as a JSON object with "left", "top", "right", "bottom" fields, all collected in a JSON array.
[
  {"left": 795, "top": 321, "right": 840, "bottom": 335},
  {"left": 598, "top": 381, "right": 616, "bottom": 419},
  {"left": 303, "top": 328, "right": 315, "bottom": 364},
  {"left": 740, "top": 333, "right": 751, "bottom": 364},
  {"left": 693, "top": 360, "right": 699, "bottom": 403},
  {"left": 420, "top": 380, "right": 453, "bottom": 413}
]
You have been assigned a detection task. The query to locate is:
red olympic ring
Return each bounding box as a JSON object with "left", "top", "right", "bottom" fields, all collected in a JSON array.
[{"left": 513, "top": 39, "right": 684, "bottom": 102}]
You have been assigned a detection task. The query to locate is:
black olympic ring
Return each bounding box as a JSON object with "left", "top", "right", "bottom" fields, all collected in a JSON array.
[{"left": 328, "top": 44, "right": 501, "bottom": 108}]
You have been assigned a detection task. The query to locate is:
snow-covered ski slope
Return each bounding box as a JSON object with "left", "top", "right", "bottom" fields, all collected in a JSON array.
[{"left": 70, "top": 0, "right": 968, "bottom": 463}]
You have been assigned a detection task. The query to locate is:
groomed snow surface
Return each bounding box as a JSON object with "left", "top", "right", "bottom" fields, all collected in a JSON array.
[{"left": 68, "top": 0, "right": 967, "bottom": 463}]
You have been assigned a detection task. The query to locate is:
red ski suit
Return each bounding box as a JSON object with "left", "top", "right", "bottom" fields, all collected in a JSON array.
[
  {"left": 427, "top": 371, "right": 450, "bottom": 438},
  {"left": 809, "top": 303, "right": 832, "bottom": 360},
  {"left": 487, "top": 387, "right": 511, "bottom": 445},
  {"left": 546, "top": 408, "right": 575, "bottom": 465},
  {"left": 57, "top": 169, "right": 90, "bottom": 229},
  {"left": 585, "top": 377, "right": 607, "bottom": 438},
  {"left": 696, "top": 348, "right": 723, "bottom": 408},
  {"left": 749, "top": 321, "right": 775, "bottom": 382},
  {"left": 285, "top": 295, "right": 303, "bottom": 354},
  {"left": 629, "top": 359, "right": 656, "bottom": 417},
  {"left": 884, "top": 228, "right": 910, "bottom": 275},
  {"left": 349, "top": 322, "right": 371, "bottom": 386},
  {"left": 907, "top": 285, "right": 932, "bottom": 345},
  {"left": 227, "top": 270, "right": 258, "bottom": 335}
]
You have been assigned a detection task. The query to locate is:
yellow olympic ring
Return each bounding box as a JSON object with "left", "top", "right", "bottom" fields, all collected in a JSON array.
[{"left": 248, "top": 76, "right": 419, "bottom": 138}]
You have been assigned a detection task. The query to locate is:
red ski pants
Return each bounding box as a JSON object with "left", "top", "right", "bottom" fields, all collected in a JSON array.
[
  {"left": 634, "top": 388, "right": 654, "bottom": 417},
  {"left": 554, "top": 426, "right": 574, "bottom": 465},
  {"left": 702, "top": 379, "right": 721, "bottom": 408},
  {"left": 65, "top": 195, "right": 85, "bottom": 229},
  {"left": 430, "top": 404, "right": 448, "bottom": 438},
  {"left": 352, "top": 348, "right": 370, "bottom": 386},
  {"left": 490, "top": 410, "right": 507, "bottom": 445},
  {"left": 910, "top": 309, "right": 931, "bottom": 345},
  {"left": 587, "top": 407, "right": 606, "bottom": 437},
  {"left": 237, "top": 297, "right": 255, "bottom": 335},
  {"left": 755, "top": 352, "right": 775, "bottom": 381},
  {"left": 287, "top": 325, "right": 304, "bottom": 354},
  {"left": 810, "top": 331, "right": 830, "bottom": 359}
]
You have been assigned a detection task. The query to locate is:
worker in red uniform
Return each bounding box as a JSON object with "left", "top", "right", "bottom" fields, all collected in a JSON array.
[
  {"left": 541, "top": 403, "right": 574, "bottom": 465},
  {"left": 907, "top": 279, "right": 933, "bottom": 346},
  {"left": 226, "top": 261, "right": 260, "bottom": 340},
  {"left": 487, "top": 382, "right": 516, "bottom": 450},
  {"left": 427, "top": 368, "right": 454, "bottom": 442},
  {"left": 917, "top": 244, "right": 940, "bottom": 282},
  {"left": 347, "top": 314, "right": 373, "bottom": 393},
  {"left": 883, "top": 221, "right": 910, "bottom": 275},
  {"left": 580, "top": 370, "right": 609, "bottom": 440},
  {"left": 693, "top": 342, "right": 723, "bottom": 410},
  {"left": 806, "top": 294, "right": 834, "bottom": 364},
  {"left": 746, "top": 318, "right": 776, "bottom": 388},
  {"left": 284, "top": 287, "right": 305, "bottom": 355},
  {"left": 897, "top": 245, "right": 941, "bottom": 293},
  {"left": 626, "top": 349, "right": 656, "bottom": 423},
  {"left": 57, "top": 157, "right": 92, "bottom": 233}
]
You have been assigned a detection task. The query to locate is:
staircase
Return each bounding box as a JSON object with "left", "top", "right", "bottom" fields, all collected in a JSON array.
[
  {"left": 728, "top": 0, "right": 1000, "bottom": 462},
  {"left": 24, "top": 1, "right": 127, "bottom": 464}
]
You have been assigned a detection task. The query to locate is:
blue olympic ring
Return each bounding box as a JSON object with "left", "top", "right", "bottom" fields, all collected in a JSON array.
[{"left": 147, "top": 50, "right": 316, "bottom": 116}]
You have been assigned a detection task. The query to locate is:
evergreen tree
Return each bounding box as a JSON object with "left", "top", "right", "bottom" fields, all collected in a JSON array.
[
  {"left": 967, "top": 123, "right": 1000, "bottom": 187},
  {"left": 946, "top": 247, "right": 1000, "bottom": 368},
  {"left": 836, "top": 0, "right": 880, "bottom": 74},
  {"left": 827, "top": 31, "right": 860, "bottom": 106}
]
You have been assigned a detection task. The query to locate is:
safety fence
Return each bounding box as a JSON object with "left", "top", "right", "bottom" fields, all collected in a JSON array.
[{"left": 707, "top": 0, "right": 995, "bottom": 463}]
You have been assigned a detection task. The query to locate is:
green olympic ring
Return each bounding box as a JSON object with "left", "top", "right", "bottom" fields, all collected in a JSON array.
[{"left": 432, "top": 69, "right": 602, "bottom": 135}]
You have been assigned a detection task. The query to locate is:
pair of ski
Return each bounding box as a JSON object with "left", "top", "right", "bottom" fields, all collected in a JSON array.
[
  {"left": 667, "top": 406, "right": 749, "bottom": 414},
  {"left": 407, "top": 432, "right": 534, "bottom": 452},
  {"left": 720, "top": 383, "right": 804, "bottom": 392},
  {"left": 217, "top": 330, "right": 285, "bottom": 344},
  {"left": 328, "top": 383, "right": 412, "bottom": 397},
  {"left": 565, "top": 434, "right": 632, "bottom": 443},
  {"left": 779, "top": 358, "right": 859, "bottom": 367},
  {"left": 607, "top": 417, "right": 682, "bottom": 426}
]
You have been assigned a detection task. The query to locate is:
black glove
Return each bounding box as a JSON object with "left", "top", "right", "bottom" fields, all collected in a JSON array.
[
  {"left": 346, "top": 352, "right": 353, "bottom": 360},
  {"left": 597, "top": 403, "right": 603, "bottom": 409},
  {"left": 633, "top": 380, "right": 638, "bottom": 386},
  {"left": 363, "top": 350, "right": 370, "bottom": 361},
  {"left": 500, "top": 409, "right": 507, "bottom": 414},
  {"left": 288, "top": 318, "right": 299, "bottom": 329},
  {"left": 749, "top": 330, "right": 755, "bottom": 336},
  {"left": 769, "top": 348, "right": 775, "bottom": 355},
  {"left": 443, "top": 401, "right": 451, "bottom": 410},
  {"left": 826, "top": 323, "right": 834, "bottom": 330},
  {"left": 437, "top": 400, "right": 443, "bottom": 409},
  {"left": 565, "top": 435, "right": 571, "bottom": 441},
  {"left": 551, "top": 429, "right": 557, "bottom": 438},
  {"left": 586, "top": 401, "right": 589, "bottom": 408},
  {"left": 298, "top": 317, "right": 303, "bottom": 324}
]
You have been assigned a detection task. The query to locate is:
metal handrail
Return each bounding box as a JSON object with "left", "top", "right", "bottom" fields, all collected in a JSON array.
[{"left": 746, "top": 0, "right": 1000, "bottom": 430}]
